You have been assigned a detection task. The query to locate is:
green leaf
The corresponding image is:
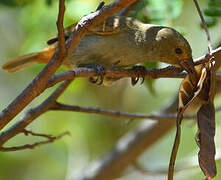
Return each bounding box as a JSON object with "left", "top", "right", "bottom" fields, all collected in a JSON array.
[
  {"left": 204, "top": 7, "right": 221, "bottom": 17},
  {"left": 0, "top": 0, "right": 33, "bottom": 7},
  {"left": 201, "top": 17, "right": 217, "bottom": 28},
  {"left": 45, "top": 0, "right": 52, "bottom": 6},
  {"left": 208, "top": 0, "right": 221, "bottom": 7}
]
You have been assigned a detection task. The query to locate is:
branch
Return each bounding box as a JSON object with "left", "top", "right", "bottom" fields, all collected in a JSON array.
[
  {"left": 46, "top": 66, "right": 184, "bottom": 88},
  {"left": 50, "top": 102, "right": 195, "bottom": 121},
  {"left": 0, "top": 96, "right": 193, "bottom": 148},
  {"left": 0, "top": 79, "right": 73, "bottom": 147},
  {"left": 0, "top": 0, "right": 138, "bottom": 131},
  {"left": 195, "top": 47, "right": 221, "bottom": 69},
  {"left": 0, "top": 0, "right": 66, "bottom": 130},
  {"left": 0, "top": 130, "right": 70, "bottom": 152}
]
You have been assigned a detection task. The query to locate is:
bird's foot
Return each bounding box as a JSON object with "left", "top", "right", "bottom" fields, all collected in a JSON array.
[
  {"left": 77, "top": 64, "right": 106, "bottom": 85},
  {"left": 131, "top": 65, "right": 147, "bottom": 86}
]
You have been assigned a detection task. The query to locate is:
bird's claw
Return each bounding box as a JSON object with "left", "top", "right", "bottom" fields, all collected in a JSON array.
[
  {"left": 131, "top": 66, "right": 147, "bottom": 86},
  {"left": 78, "top": 64, "right": 106, "bottom": 85}
]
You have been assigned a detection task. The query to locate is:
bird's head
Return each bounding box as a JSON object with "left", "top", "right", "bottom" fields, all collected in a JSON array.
[{"left": 152, "top": 27, "right": 195, "bottom": 73}]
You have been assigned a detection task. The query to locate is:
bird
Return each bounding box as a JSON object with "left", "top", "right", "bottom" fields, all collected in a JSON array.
[{"left": 2, "top": 15, "right": 194, "bottom": 84}]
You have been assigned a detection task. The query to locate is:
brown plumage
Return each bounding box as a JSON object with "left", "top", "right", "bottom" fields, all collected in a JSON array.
[{"left": 2, "top": 16, "right": 193, "bottom": 73}]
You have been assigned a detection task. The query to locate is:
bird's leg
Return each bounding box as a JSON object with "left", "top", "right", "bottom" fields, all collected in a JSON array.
[
  {"left": 77, "top": 64, "right": 106, "bottom": 85},
  {"left": 130, "top": 65, "right": 147, "bottom": 86}
]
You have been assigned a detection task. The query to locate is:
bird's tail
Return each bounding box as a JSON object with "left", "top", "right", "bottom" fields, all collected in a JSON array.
[{"left": 2, "top": 46, "right": 56, "bottom": 73}]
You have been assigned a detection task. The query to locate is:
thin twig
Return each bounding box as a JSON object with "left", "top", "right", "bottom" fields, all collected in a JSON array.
[
  {"left": 0, "top": 131, "right": 70, "bottom": 152},
  {"left": 192, "top": 0, "right": 213, "bottom": 53},
  {"left": 50, "top": 102, "right": 195, "bottom": 121}
]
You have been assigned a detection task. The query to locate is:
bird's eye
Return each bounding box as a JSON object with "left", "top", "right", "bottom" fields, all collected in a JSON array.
[{"left": 175, "top": 48, "right": 183, "bottom": 55}]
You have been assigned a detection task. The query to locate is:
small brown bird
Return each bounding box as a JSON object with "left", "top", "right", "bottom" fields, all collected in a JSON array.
[{"left": 2, "top": 16, "right": 194, "bottom": 76}]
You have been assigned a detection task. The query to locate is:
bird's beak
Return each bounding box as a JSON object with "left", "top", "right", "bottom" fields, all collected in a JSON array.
[{"left": 179, "top": 58, "right": 195, "bottom": 74}]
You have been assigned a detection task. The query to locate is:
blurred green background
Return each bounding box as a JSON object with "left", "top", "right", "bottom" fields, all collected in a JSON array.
[{"left": 0, "top": 0, "right": 221, "bottom": 179}]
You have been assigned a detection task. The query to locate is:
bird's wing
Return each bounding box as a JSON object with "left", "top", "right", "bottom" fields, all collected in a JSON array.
[{"left": 47, "top": 16, "right": 126, "bottom": 45}]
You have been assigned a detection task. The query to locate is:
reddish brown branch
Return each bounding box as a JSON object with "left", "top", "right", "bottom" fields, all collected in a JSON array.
[
  {"left": 46, "top": 66, "right": 184, "bottom": 88},
  {"left": 57, "top": 0, "right": 66, "bottom": 56},
  {"left": 0, "top": 0, "right": 67, "bottom": 130}
]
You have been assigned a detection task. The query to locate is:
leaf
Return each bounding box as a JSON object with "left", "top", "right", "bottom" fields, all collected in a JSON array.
[
  {"left": 168, "top": 65, "right": 206, "bottom": 179},
  {"left": 46, "top": 0, "right": 52, "bottom": 6},
  {"left": 171, "top": 60, "right": 217, "bottom": 180},
  {"left": 1, "top": 0, "right": 32, "bottom": 7},
  {"left": 200, "top": 17, "right": 217, "bottom": 28},
  {"left": 196, "top": 61, "right": 217, "bottom": 179},
  {"left": 204, "top": 7, "right": 221, "bottom": 17},
  {"left": 197, "top": 100, "right": 216, "bottom": 179}
]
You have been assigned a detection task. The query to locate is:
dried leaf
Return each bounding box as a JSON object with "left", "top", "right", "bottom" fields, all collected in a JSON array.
[
  {"left": 196, "top": 61, "right": 217, "bottom": 179},
  {"left": 168, "top": 65, "right": 208, "bottom": 180},
  {"left": 197, "top": 100, "right": 216, "bottom": 179}
]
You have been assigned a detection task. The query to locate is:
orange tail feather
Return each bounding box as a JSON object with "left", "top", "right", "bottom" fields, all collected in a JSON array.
[{"left": 2, "top": 46, "right": 56, "bottom": 73}]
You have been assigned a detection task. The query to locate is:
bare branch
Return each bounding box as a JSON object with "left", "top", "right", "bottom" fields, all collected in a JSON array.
[
  {"left": 0, "top": 131, "right": 70, "bottom": 152},
  {"left": 57, "top": 0, "right": 66, "bottom": 55},
  {"left": 50, "top": 102, "right": 195, "bottom": 121},
  {"left": 0, "top": 80, "right": 73, "bottom": 147},
  {"left": 46, "top": 66, "right": 184, "bottom": 88}
]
